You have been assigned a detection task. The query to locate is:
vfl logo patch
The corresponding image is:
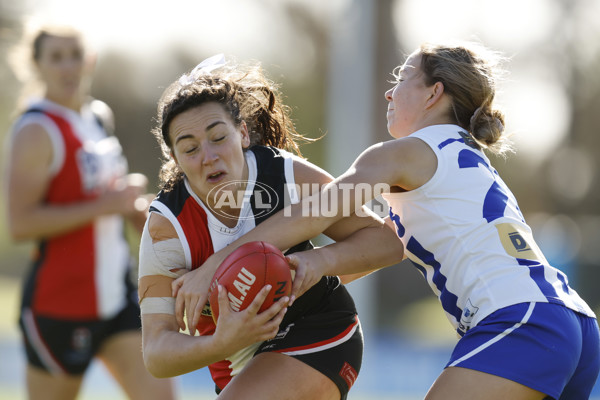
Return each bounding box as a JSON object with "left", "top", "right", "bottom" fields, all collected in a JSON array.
[{"left": 458, "top": 299, "right": 479, "bottom": 334}]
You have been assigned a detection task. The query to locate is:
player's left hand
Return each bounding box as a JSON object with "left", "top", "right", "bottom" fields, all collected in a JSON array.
[
  {"left": 172, "top": 260, "right": 214, "bottom": 335},
  {"left": 213, "top": 284, "right": 288, "bottom": 353},
  {"left": 286, "top": 251, "right": 326, "bottom": 305}
]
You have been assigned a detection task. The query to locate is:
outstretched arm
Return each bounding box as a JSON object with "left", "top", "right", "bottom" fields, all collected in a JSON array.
[
  {"left": 288, "top": 216, "right": 404, "bottom": 295},
  {"left": 172, "top": 140, "right": 418, "bottom": 332}
]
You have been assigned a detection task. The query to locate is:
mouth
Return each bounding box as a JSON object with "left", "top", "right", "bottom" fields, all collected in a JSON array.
[{"left": 206, "top": 171, "right": 226, "bottom": 183}]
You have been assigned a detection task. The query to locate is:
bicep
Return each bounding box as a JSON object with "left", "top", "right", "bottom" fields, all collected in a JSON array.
[
  {"left": 343, "top": 138, "right": 437, "bottom": 191},
  {"left": 291, "top": 156, "right": 387, "bottom": 241},
  {"left": 291, "top": 157, "right": 334, "bottom": 196},
  {"left": 139, "top": 213, "right": 188, "bottom": 315}
]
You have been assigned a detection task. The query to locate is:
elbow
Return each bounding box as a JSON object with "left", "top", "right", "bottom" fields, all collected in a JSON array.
[
  {"left": 7, "top": 223, "right": 31, "bottom": 242},
  {"left": 143, "top": 350, "right": 172, "bottom": 379},
  {"left": 7, "top": 213, "right": 41, "bottom": 242}
]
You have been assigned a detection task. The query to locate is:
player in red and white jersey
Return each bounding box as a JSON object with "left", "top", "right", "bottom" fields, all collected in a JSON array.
[
  {"left": 138, "top": 55, "right": 401, "bottom": 399},
  {"left": 4, "top": 24, "right": 175, "bottom": 400}
]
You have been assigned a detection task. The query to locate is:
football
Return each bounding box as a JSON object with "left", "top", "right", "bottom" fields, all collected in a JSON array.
[{"left": 208, "top": 241, "right": 292, "bottom": 323}]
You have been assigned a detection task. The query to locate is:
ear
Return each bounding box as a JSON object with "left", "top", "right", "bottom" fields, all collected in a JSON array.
[
  {"left": 240, "top": 121, "right": 251, "bottom": 148},
  {"left": 425, "top": 81, "right": 445, "bottom": 109}
]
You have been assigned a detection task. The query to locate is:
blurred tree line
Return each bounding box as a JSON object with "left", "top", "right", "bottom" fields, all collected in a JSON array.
[{"left": 1, "top": 0, "right": 599, "bottom": 335}]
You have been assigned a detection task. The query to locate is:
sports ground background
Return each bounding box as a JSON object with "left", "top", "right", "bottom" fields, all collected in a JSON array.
[
  {"left": 2, "top": 273, "right": 600, "bottom": 399},
  {"left": 2, "top": 0, "right": 600, "bottom": 398}
]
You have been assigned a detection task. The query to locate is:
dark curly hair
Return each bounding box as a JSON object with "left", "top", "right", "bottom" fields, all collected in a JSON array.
[{"left": 153, "top": 58, "right": 312, "bottom": 191}]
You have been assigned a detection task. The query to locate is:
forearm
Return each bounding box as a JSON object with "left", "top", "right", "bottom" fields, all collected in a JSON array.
[
  {"left": 316, "top": 221, "right": 403, "bottom": 278},
  {"left": 142, "top": 323, "right": 227, "bottom": 378},
  {"left": 8, "top": 198, "right": 112, "bottom": 241}
]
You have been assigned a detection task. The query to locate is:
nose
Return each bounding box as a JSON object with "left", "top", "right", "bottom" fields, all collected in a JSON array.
[
  {"left": 61, "top": 55, "right": 83, "bottom": 73},
  {"left": 201, "top": 144, "right": 219, "bottom": 165},
  {"left": 385, "top": 87, "right": 394, "bottom": 101}
]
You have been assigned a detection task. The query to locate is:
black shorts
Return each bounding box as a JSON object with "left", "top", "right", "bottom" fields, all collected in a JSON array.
[
  {"left": 18, "top": 280, "right": 141, "bottom": 375},
  {"left": 255, "top": 279, "right": 363, "bottom": 400}
]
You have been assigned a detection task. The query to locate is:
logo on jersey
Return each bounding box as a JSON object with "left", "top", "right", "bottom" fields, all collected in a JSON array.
[
  {"left": 458, "top": 299, "right": 479, "bottom": 334},
  {"left": 495, "top": 223, "right": 547, "bottom": 262},
  {"left": 206, "top": 180, "right": 279, "bottom": 221},
  {"left": 71, "top": 327, "right": 92, "bottom": 352},
  {"left": 202, "top": 301, "right": 212, "bottom": 317},
  {"left": 458, "top": 130, "right": 479, "bottom": 150},
  {"left": 508, "top": 232, "right": 532, "bottom": 252},
  {"left": 76, "top": 149, "right": 101, "bottom": 194}
]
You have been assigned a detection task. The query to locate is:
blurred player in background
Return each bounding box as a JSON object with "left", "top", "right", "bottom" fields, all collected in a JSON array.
[
  {"left": 3, "top": 23, "right": 176, "bottom": 400},
  {"left": 139, "top": 54, "right": 401, "bottom": 399},
  {"left": 173, "top": 42, "right": 600, "bottom": 400}
]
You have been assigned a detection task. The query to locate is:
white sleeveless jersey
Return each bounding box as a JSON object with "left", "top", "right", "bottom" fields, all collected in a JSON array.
[
  {"left": 143, "top": 146, "right": 304, "bottom": 389},
  {"left": 12, "top": 98, "right": 130, "bottom": 320},
  {"left": 382, "top": 124, "right": 594, "bottom": 335}
]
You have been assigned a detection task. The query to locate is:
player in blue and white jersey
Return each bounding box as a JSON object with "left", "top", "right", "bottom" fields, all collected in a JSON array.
[{"left": 174, "top": 42, "right": 600, "bottom": 400}]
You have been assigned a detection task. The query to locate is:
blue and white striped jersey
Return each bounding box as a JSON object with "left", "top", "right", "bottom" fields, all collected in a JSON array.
[{"left": 382, "top": 124, "right": 594, "bottom": 336}]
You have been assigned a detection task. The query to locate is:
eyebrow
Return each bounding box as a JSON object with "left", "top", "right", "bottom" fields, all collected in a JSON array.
[
  {"left": 174, "top": 134, "right": 194, "bottom": 145},
  {"left": 174, "top": 120, "right": 225, "bottom": 145}
]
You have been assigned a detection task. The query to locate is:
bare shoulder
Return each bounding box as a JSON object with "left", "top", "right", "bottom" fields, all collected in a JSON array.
[
  {"left": 148, "top": 212, "right": 178, "bottom": 242},
  {"left": 9, "top": 123, "right": 53, "bottom": 168},
  {"left": 363, "top": 137, "right": 433, "bottom": 159},
  {"left": 11, "top": 121, "right": 52, "bottom": 149},
  {"left": 292, "top": 156, "right": 335, "bottom": 197},
  {"left": 355, "top": 138, "right": 437, "bottom": 190}
]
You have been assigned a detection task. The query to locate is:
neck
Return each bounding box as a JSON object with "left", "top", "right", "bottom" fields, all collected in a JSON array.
[
  {"left": 204, "top": 157, "right": 250, "bottom": 228},
  {"left": 411, "top": 112, "right": 455, "bottom": 134},
  {"left": 45, "top": 92, "right": 82, "bottom": 112}
]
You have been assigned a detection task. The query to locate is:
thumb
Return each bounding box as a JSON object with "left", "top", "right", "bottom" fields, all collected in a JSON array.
[{"left": 285, "top": 254, "right": 299, "bottom": 270}]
